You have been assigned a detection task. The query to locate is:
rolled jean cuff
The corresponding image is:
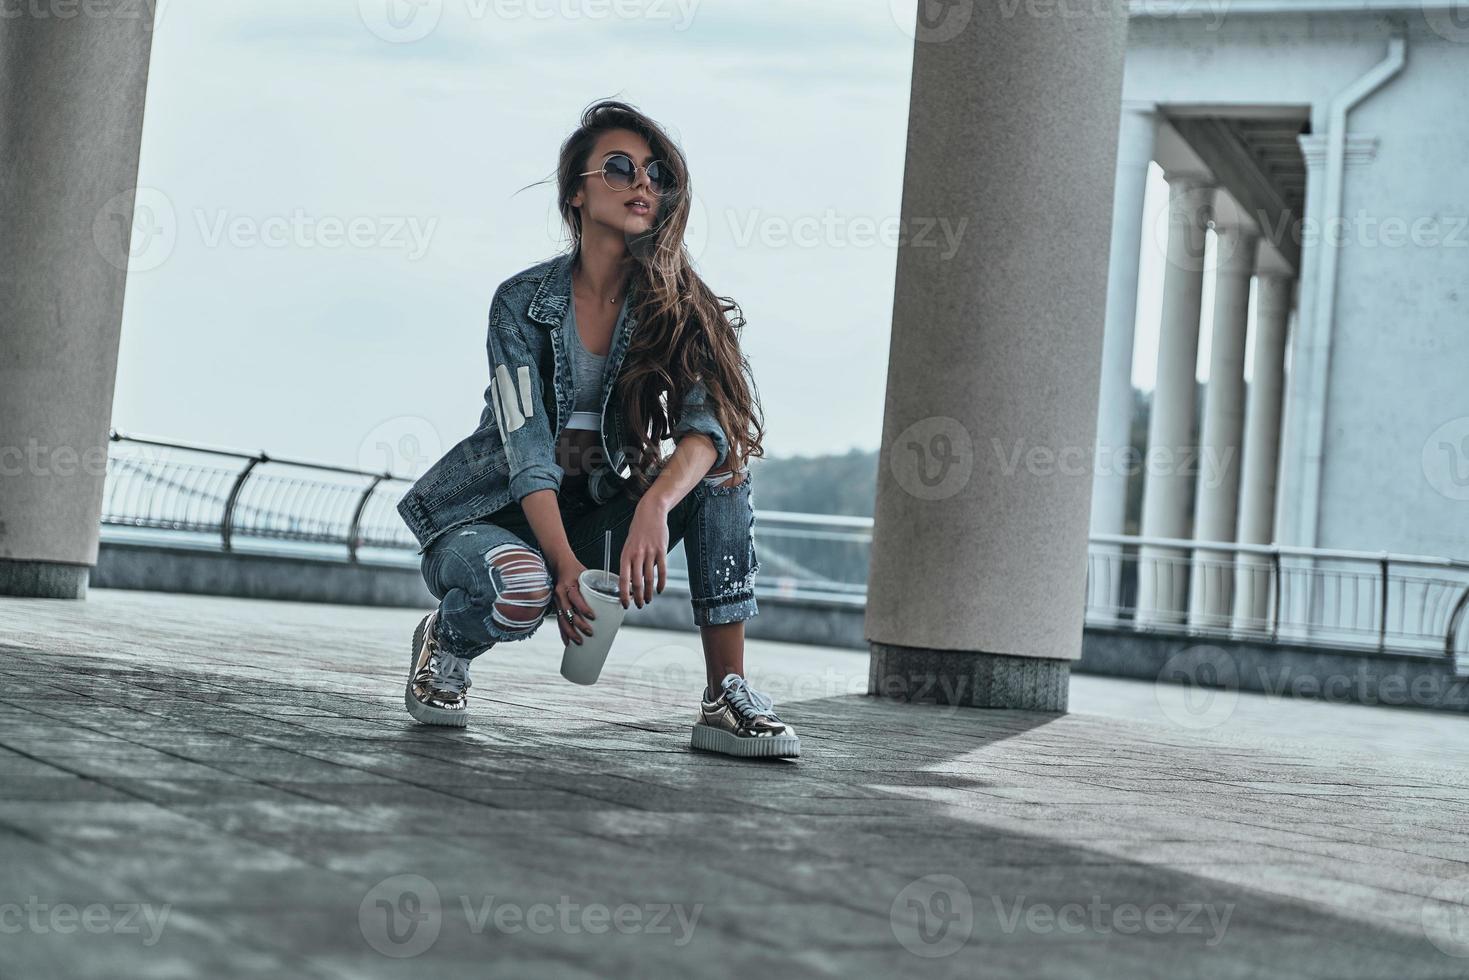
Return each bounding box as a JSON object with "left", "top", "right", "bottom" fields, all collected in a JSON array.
[{"left": 691, "top": 591, "right": 758, "bottom": 627}]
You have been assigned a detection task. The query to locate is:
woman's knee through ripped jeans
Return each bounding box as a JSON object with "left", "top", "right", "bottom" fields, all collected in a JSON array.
[{"left": 418, "top": 466, "right": 761, "bottom": 659}]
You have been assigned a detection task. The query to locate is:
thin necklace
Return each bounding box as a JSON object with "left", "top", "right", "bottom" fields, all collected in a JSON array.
[{"left": 573, "top": 267, "right": 623, "bottom": 305}]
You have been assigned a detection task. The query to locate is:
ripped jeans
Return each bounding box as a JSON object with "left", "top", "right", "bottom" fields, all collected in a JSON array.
[{"left": 418, "top": 466, "right": 761, "bottom": 659}]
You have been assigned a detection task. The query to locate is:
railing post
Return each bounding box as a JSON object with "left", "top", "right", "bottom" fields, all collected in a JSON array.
[
  {"left": 1378, "top": 554, "right": 1390, "bottom": 652},
  {"left": 221, "top": 453, "right": 267, "bottom": 552},
  {"left": 347, "top": 475, "right": 387, "bottom": 563},
  {"left": 1446, "top": 587, "right": 1469, "bottom": 666},
  {"left": 1269, "top": 550, "right": 1282, "bottom": 642}
]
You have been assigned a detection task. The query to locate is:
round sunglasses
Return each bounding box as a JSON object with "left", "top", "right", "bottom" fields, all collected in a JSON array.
[{"left": 579, "top": 153, "right": 675, "bottom": 195}]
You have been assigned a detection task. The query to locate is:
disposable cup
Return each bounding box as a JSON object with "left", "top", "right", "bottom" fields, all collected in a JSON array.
[{"left": 559, "top": 569, "right": 626, "bottom": 685}]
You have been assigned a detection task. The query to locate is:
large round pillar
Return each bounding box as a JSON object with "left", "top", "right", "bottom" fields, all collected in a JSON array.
[
  {"left": 866, "top": 2, "right": 1129, "bottom": 711},
  {"left": 1233, "top": 274, "right": 1294, "bottom": 632},
  {"left": 1188, "top": 225, "right": 1259, "bottom": 628},
  {"left": 0, "top": 14, "right": 154, "bottom": 596},
  {"left": 1088, "top": 102, "right": 1158, "bottom": 624},
  {"left": 1136, "top": 175, "right": 1214, "bottom": 628}
]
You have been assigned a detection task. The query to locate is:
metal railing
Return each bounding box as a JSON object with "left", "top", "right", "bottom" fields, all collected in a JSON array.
[
  {"left": 100, "top": 433, "right": 1469, "bottom": 669},
  {"left": 102, "top": 431, "right": 419, "bottom": 560},
  {"left": 1087, "top": 533, "right": 1469, "bottom": 665}
]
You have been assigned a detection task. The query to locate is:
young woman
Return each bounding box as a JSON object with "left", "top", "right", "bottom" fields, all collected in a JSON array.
[{"left": 395, "top": 99, "right": 799, "bottom": 758}]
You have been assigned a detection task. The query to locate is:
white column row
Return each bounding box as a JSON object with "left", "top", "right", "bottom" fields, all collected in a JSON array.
[{"left": 1090, "top": 111, "right": 1298, "bottom": 634}]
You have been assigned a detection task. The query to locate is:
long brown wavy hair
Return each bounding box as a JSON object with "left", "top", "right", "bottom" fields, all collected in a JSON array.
[{"left": 554, "top": 98, "right": 765, "bottom": 497}]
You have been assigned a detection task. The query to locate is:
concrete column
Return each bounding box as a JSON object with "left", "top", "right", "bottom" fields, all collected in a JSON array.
[
  {"left": 1088, "top": 102, "right": 1158, "bottom": 625},
  {"left": 1232, "top": 274, "right": 1294, "bottom": 633},
  {"left": 1188, "top": 225, "right": 1259, "bottom": 629},
  {"left": 1136, "top": 175, "right": 1214, "bottom": 628},
  {"left": 866, "top": 2, "right": 1128, "bottom": 711},
  {"left": 0, "top": 14, "right": 155, "bottom": 597}
]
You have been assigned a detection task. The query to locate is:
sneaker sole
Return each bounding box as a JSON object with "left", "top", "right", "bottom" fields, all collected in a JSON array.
[
  {"left": 690, "top": 723, "right": 800, "bottom": 758},
  {"left": 405, "top": 614, "right": 469, "bottom": 728}
]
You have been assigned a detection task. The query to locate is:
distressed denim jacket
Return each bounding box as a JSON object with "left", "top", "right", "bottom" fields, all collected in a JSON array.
[{"left": 397, "top": 250, "right": 731, "bottom": 554}]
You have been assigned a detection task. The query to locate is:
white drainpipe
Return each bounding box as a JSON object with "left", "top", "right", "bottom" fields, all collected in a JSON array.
[{"left": 1296, "top": 32, "right": 1406, "bottom": 549}]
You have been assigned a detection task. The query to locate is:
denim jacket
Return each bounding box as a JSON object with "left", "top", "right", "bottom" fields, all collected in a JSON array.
[{"left": 397, "top": 250, "right": 731, "bottom": 554}]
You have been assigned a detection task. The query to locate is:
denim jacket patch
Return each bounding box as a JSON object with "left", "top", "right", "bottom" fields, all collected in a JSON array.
[{"left": 396, "top": 250, "right": 731, "bottom": 553}]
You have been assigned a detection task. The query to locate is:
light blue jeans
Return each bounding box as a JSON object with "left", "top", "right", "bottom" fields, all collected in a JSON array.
[{"left": 419, "top": 467, "right": 760, "bottom": 658}]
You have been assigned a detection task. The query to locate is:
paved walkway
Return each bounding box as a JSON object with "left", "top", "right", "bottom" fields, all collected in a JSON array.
[{"left": 1, "top": 589, "right": 1467, "bottom": 978}]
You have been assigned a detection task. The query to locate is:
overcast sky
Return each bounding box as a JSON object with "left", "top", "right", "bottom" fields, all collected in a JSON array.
[{"left": 114, "top": 0, "right": 1227, "bottom": 479}]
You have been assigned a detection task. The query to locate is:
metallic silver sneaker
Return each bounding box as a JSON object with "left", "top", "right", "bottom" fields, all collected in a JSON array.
[
  {"left": 691, "top": 673, "right": 800, "bottom": 758},
  {"left": 406, "top": 611, "right": 472, "bottom": 727}
]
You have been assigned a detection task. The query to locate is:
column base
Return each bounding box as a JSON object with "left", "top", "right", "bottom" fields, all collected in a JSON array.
[
  {"left": 868, "top": 642, "right": 1069, "bottom": 711},
  {"left": 0, "top": 559, "right": 89, "bottom": 599}
]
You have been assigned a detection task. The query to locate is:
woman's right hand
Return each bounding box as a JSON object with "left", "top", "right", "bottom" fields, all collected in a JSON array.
[{"left": 547, "top": 551, "right": 597, "bottom": 646}]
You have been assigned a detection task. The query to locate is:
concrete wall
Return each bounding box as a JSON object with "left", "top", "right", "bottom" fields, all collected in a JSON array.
[
  {"left": 1317, "top": 33, "right": 1469, "bottom": 558},
  {"left": 93, "top": 541, "right": 870, "bottom": 648}
]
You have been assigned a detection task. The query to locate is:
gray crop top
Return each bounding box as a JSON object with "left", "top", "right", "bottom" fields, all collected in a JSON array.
[{"left": 564, "top": 299, "right": 607, "bottom": 430}]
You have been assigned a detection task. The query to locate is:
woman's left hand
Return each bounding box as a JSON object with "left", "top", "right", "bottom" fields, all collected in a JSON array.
[{"left": 619, "top": 499, "right": 669, "bottom": 609}]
